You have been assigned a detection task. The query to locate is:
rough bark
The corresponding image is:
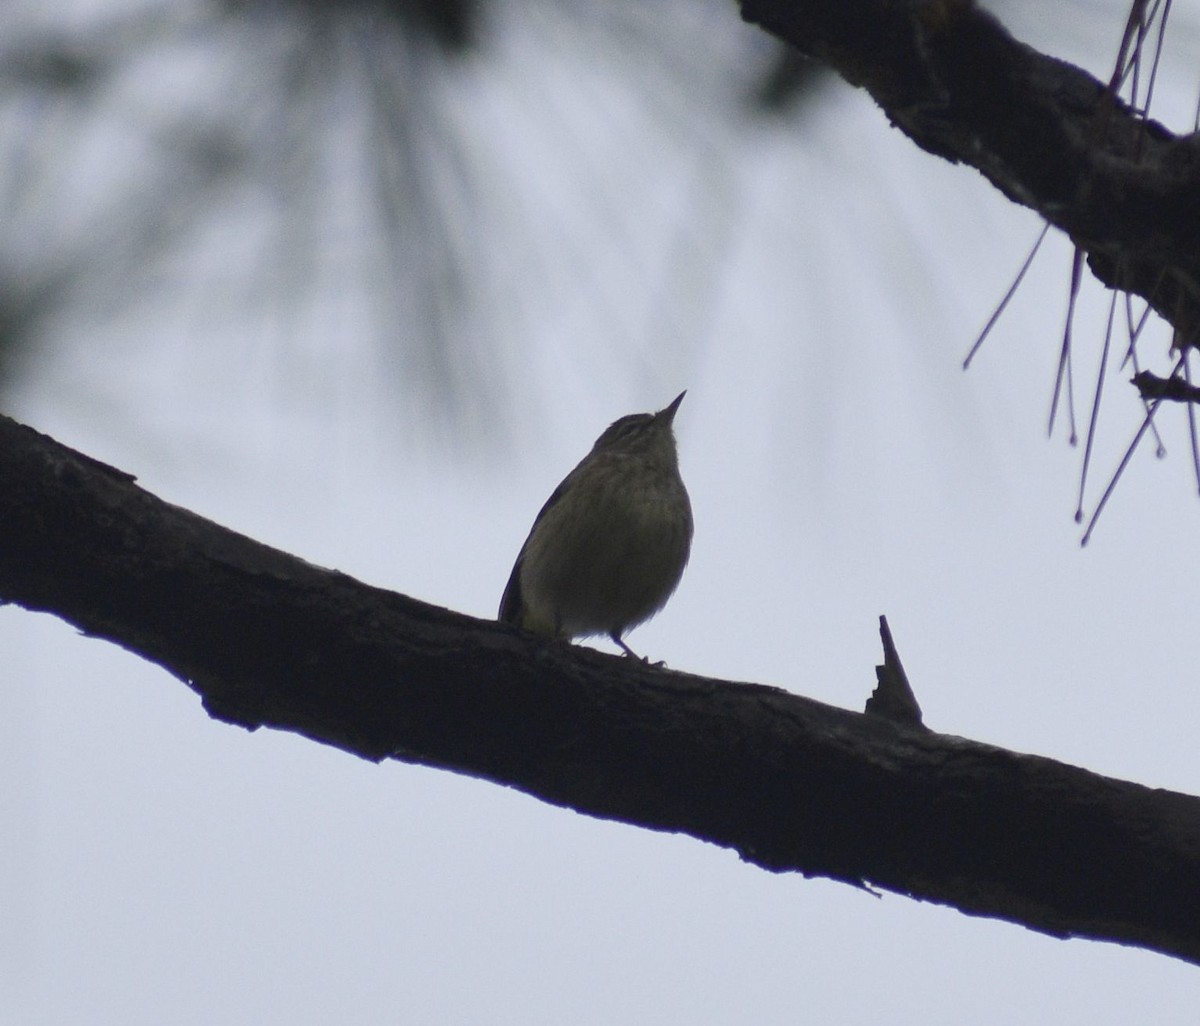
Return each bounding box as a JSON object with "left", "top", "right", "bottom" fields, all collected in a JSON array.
[
  {"left": 2, "top": 413, "right": 1200, "bottom": 964},
  {"left": 739, "top": 0, "right": 1200, "bottom": 346}
]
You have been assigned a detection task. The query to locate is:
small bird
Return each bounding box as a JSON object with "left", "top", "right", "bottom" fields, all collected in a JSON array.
[{"left": 499, "top": 392, "right": 693, "bottom": 658}]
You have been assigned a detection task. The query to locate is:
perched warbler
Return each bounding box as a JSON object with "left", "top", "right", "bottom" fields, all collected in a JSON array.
[{"left": 499, "top": 392, "right": 693, "bottom": 658}]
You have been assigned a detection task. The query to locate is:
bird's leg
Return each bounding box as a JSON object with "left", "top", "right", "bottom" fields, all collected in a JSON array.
[
  {"left": 610, "top": 632, "right": 642, "bottom": 660},
  {"left": 611, "top": 632, "right": 663, "bottom": 664}
]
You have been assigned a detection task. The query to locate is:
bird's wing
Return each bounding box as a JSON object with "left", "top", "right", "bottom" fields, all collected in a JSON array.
[
  {"left": 497, "top": 553, "right": 526, "bottom": 624},
  {"left": 497, "top": 471, "right": 575, "bottom": 624}
]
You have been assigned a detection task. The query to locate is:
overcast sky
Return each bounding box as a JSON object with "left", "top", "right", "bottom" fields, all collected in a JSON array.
[{"left": 3, "top": 1, "right": 1200, "bottom": 1022}]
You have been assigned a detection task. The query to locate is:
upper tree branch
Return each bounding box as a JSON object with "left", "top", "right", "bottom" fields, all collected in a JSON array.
[
  {"left": 739, "top": 0, "right": 1200, "bottom": 343},
  {"left": 3, "top": 413, "right": 1200, "bottom": 963}
]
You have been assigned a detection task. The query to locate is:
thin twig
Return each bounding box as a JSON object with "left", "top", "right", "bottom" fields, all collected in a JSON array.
[
  {"left": 1049, "top": 247, "right": 1084, "bottom": 443},
  {"left": 1123, "top": 295, "right": 1167, "bottom": 455},
  {"left": 1081, "top": 396, "right": 1163, "bottom": 546},
  {"left": 1077, "top": 292, "right": 1118, "bottom": 522},
  {"left": 1185, "top": 353, "right": 1200, "bottom": 494},
  {"left": 963, "top": 223, "right": 1050, "bottom": 370}
]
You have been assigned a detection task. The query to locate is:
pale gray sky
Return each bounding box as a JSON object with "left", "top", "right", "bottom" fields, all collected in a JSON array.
[{"left": 3, "top": 1, "right": 1199, "bottom": 1022}]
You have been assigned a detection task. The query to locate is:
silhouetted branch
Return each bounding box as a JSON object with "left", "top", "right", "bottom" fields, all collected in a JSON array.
[
  {"left": 865, "top": 615, "right": 925, "bottom": 728},
  {"left": 739, "top": 0, "right": 1200, "bottom": 343},
  {"left": 2, "top": 413, "right": 1200, "bottom": 963},
  {"left": 1133, "top": 368, "right": 1200, "bottom": 403}
]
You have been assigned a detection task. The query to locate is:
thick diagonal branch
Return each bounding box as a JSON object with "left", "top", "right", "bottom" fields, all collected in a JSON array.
[
  {"left": 740, "top": 0, "right": 1200, "bottom": 342},
  {"left": 2, "top": 412, "right": 1200, "bottom": 964}
]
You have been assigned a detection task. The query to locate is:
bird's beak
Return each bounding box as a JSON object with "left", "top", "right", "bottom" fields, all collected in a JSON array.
[{"left": 659, "top": 390, "right": 687, "bottom": 424}]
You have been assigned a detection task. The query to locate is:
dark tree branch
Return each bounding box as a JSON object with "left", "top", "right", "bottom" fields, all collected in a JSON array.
[
  {"left": 866, "top": 615, "right": 925, "bottom": 728},
  {"left": 1133, "top": 368, "right": 1200, "bottom": 403},
  {"left": 3, "top": 413, "right": 1200, "bottom": 963},
  {"left": 739, "top": 0, "right": 1200, "bottom": 344}
]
